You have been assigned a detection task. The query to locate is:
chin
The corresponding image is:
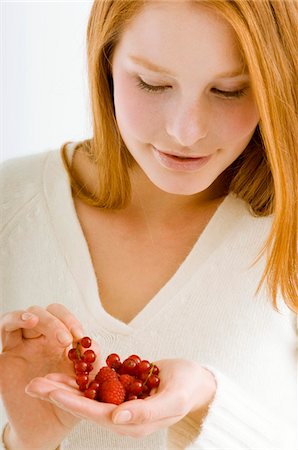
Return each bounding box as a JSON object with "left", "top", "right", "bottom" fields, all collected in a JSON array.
[{"left": 149, "top": 176, "right": 211, "bottom": 196}]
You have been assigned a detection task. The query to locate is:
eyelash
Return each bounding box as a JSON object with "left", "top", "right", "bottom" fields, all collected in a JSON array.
[{"left": 136, "top": 78, "right": 248, "bottom": 99}]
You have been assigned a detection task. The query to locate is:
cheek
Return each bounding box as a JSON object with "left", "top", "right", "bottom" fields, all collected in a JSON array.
[
  {"left": 113, "top": 74, "right": 159, "bottom": 140},
  {"left": 215, "top": 98, "right": 259, "bottom": 142}
]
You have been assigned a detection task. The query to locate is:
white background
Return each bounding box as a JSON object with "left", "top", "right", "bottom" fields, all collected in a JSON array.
[{"left": 1, "top": 0, "right": 93, "bottom": 162}]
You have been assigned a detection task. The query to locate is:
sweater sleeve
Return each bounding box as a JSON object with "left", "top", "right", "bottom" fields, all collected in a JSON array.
[{"left": 168, "top": 364, "right": 297, "bottom": 450}]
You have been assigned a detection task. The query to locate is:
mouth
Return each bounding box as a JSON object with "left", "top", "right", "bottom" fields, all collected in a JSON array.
[
  {"left": 159, "top": 151, "right": 208, "bottom": 160},
  {"left": 163, "top": 153, "right": 206, "bottom": 160},
  {"left": 152, "top": 146, "right": 212, "bottom": 172}
]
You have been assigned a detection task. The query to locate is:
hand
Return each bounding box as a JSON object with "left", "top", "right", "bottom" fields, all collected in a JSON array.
[
  {"left": 25, "top": 359, "right": 217, "bottom": 439},
  {"left": 0, "top": 303, "right": 98, "bottom": 450}
]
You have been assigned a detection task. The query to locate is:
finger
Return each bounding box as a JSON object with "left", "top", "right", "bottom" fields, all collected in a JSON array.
[
  {"left": 0, "top": 311, "right": 39, "bottom": 333},
  {"left": 45, "top": 304, "right": 102, "bottom": 372},
  {"left": 47, "top": 388, "right": 116, "bottom": 424},
  {"left": 23, "top": 306, "right": 73, "bottom": 347},
  {"left": 25, "top": 375, "right": 80, "bottom": 399},
  {"left": 111, "top": 390, "right": 184, "bottom": 425},
  {"left": 44, "top": 372, "right": 78, "bottom": 388},
  {"left": 46, "top": 303, "right": 84, "bottom": 341},
  {"left": 0, "top": 311, "right": 39, "bottom": 349}
]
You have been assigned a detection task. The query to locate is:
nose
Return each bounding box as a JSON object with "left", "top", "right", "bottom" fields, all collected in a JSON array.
[{"left": 166, "top": 97, "right": 208, "bottom": 147}]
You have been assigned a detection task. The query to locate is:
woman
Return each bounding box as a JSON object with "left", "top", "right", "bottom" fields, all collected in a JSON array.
[{"left": 0, "top": 0, "right": 297, "bottom": 449}]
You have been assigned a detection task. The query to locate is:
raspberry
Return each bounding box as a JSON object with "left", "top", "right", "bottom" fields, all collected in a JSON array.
[
  {"left": 98, "top": 380, "right": 126, "bottom": 405},
  {"left": 118, "top": 374, "right": 135, "bottom": 391},
  {"left": 95, "top": 366, "right": 118, "bottom": 386}
]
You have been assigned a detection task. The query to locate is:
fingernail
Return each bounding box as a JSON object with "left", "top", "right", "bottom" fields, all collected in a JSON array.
[
  {"left": 49, "top": 398, "right": 65, "bottom": 409},
  {"left": 113, "top": 410, "right": 132, "bottom": 424},
  {"left": 25, "top": 390, "right": 40, "bottom": 399},
  {"left": 71, "top": 327, "right": 84, "bottom": 340},
  {"left": 56, "top": 330, "right": 72, "bottom": 345},
  {"left": 21, "top": 312, "right": 35, "bottom": 321}
]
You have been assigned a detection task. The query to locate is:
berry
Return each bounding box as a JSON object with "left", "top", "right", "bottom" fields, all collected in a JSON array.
[
  {"left": 118, "top": 374, "right": 135, "bottom": 391},
  {"left": 106, "top": 353, "right": 121, "bottom": 370},
  {"left": 74, "top": 361, "right": 88, "bottom": 373},
  {"left": 88, "top": 381, "right": 100, "bottom": 391},
  {"left": 152, "top": 365, "right": 160, "bottom": 376},
  {"left": 75, "top": 373, "right": 89, "bottom": 387},
  {"left": 68, "top": 348, "right": 79, "bottom": 362},
  {"left": 129, "top": 380, "right": 143, "bottom": 395},
  {"left": 67, "top": 342, "right": 160, "bottom": 404},
  {"left": 126, "top": 394, "right": 138, "bottom": 401},
  {"left": 138, "top": 360, "right": 151, "bottom": 375},
  {"left": 128, "top": 354, "right": 141, "bottom": 365},
  {"left": 146, "top": 374, "right": 160, "bottom": 389},
  {"left": 82, "top": 349, "right": 96, "bottom": 363},
  {"left": 95, "top": 366, "right": 118, "bottom": 386},
  {"left": 84, "top": 388, "right": 97, "bottom": 399},
  {"left": 85, "top": 363, "right": 94, "bottom": 373},
  {"left": 98, "top": 380, "right": 126, "bottom": 405},
  {"left": 80, "top": 336, "right": 92, "bottom": 348},
  {"left": 121, "top": 358, "right": 138, "bottom": 376},
  {"left": 139, "top": 371, "right": 149, "bottom": 382}
]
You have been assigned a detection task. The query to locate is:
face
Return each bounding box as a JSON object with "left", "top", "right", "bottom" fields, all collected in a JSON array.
[{"left": 111, "top": 1, "right": 259, "bottom": 197}]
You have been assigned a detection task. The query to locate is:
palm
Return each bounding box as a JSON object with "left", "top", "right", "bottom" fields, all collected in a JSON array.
[{"left": 0, "top": 335, "right": 80, "bottom": 445}]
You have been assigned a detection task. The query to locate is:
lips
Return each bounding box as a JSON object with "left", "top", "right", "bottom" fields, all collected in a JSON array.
[
  {"left": 163, "top": 153, "right": 203, "bottom": 160},
  {"left": 152, "top": 146, "right": 212, "bottom": 172},
  {"left": 156, "top": 148, "right": 207, "bottom": 159}
]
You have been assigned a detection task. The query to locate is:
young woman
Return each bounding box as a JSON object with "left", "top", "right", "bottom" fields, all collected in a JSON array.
[{"left": 0, "top": 1, "right": 297, "bottom": 449}]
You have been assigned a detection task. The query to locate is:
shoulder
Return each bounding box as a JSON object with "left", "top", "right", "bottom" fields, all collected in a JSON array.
[
  {"left": 0, "top": 149, "right": 51, "bottom": 189},
  {"left": 223, "top": 193, "right": 274, "bottom": 252},
  {"left": 0, "top": 149, "right": 59, "bottom": 230}
]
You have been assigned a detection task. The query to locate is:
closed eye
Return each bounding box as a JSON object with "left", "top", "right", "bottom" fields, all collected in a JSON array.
[
  {"left": 136, "top": 78, "right": 248, "bottom": 99},
  {"left": 136, "top": 78, "right": 170, "bottom": 93},
  {"left": 211, "top": 87, "right": 248, "bottom": 99}
]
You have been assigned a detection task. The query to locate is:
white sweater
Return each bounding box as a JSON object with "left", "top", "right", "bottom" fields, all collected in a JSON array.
[{"left": 0, "top": 144, "right": 297, "bottom": 450}]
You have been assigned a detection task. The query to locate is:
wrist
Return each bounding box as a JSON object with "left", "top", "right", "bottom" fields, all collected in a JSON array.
[
  {"left": 190, "top": 365, "right": 217, "bottom": 415},
  {"left": 3, "top": 423, "right": 60, "bottom": 450}
]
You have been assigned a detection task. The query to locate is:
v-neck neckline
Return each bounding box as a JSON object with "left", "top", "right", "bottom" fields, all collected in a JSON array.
[{"left": 43, "top": 144, "right": 244, "bottom": 335}]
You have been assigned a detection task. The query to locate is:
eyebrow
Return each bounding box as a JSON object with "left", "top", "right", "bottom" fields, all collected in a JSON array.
[{"left": 128, "top": 55, "right": 248, "bottom": 78}]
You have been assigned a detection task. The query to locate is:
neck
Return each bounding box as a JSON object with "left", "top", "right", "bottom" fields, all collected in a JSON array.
[
  {"left": 71, "top": 148, "right": 228, "bottom": 226},
  {"left": 127, "top": 164, "right": 228, "bottom": 226}
]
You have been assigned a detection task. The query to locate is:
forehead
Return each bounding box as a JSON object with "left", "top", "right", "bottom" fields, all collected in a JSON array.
[{"left": 114, "top": 1, "right": 243, "bottom": 73}]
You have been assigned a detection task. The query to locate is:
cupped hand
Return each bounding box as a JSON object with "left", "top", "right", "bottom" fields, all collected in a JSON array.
[
  {"left": 26, "top": 358, "right": 217, "bottom": 439},
  {"left": 0, "top": 303, "right": 99, "bottom": 450}
]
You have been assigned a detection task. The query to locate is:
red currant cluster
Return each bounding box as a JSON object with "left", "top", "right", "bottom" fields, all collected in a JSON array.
[{"left": 68, "top": 337, "right": 160, "bottom": 405}]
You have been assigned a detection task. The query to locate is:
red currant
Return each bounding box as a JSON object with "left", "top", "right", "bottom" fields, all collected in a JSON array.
[
  {"left": 129, "top": 380, "right": 143, "bottom": 395},
  {"left": 128, "top": 354, "right": 141, "bottom": 365},
  {"left": 122, "top": 358, "right": 138, "bottom": 376},
  {"left": 80, "top": 336, "right": 92, "bottom": 348},
  {"left": 138, "top": 360, "right": 151, "bottom": 374},
  {"left": 75, "top": 374, "right": 89, "bottom": 387},
  {"left": 74, "top": 361, "right": 88, "bottom": 373},
  {"left": 84, "top": 388, "right": 97, "bottom": 399},
  {"left": 68, "top": 348, "right": 79, "bottom": 362},
  {"left": 146, "top": 374, "right": 160, "bottom": 389},
  {"left": 82, "top": 349, "right": 96, "bottom": 363},
  {"left": 106, "top": 353, "right": 121, "bottom": 370}
]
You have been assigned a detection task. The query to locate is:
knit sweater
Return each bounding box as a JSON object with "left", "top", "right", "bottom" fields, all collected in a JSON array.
[{"left": 0, "top": 144, "right": 297, "bottom": 450}]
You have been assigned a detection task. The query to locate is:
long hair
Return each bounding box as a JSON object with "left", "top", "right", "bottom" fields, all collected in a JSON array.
[{"left": 61, "top": 0, "right": 298, "bottom": 313}]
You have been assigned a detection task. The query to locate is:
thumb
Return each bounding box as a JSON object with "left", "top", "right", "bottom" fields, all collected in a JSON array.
[{"left": 112, "top": 392, "right": 184, "bottom": 425}]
